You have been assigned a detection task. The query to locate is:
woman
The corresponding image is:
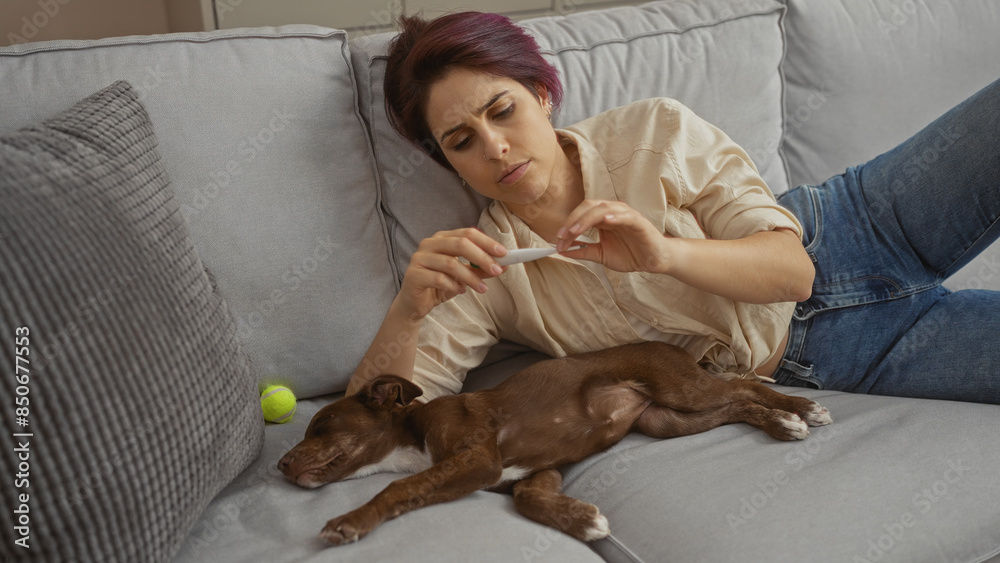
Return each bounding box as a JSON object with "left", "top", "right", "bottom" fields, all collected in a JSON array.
[{"left": 346, "top": 11, "right": 1000, "bottom": 405}]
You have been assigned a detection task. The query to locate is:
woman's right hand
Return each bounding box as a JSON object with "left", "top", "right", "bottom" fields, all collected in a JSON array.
[{"left": 397, "top": 228, "right": 508, "bottom": 320}]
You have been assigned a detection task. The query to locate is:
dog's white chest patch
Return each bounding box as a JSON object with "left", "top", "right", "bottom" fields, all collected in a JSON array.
[
  {"left": 345, "top": 446, "right": 433, "bottom": 480},
  {"left": 499, "top": 465, "right": 531, "bottom": 484}
]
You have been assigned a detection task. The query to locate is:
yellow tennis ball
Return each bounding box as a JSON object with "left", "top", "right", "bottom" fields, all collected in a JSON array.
[{"left": 260, "top": 385, "right": 296, "bottom": 423}]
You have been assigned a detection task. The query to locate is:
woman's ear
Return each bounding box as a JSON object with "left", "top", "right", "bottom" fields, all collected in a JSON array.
[
  {"left": 535, "top": 84, "right": 553, "bottom": 119},
  {"left": 535, "top": 84, "right": 550, "bottom": 107}
]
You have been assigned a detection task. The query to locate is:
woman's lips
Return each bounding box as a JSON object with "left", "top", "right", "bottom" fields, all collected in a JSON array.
[{"left": 499, "top": 161, "right": 530, "bottom": 185}]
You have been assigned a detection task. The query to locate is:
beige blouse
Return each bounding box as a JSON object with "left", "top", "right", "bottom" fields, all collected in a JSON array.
[{"left": 412, "top": 97, "right": 803, "bottom": 401}]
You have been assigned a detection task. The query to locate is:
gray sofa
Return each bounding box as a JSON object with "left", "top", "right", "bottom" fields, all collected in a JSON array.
[{"left": 2, "top": 0, "right": 999, "bottom": 561}]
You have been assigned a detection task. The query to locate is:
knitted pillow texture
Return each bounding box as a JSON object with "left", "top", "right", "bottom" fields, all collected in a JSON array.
[{"left": 0, "top": 81, "right": 263, "bottom": 562}]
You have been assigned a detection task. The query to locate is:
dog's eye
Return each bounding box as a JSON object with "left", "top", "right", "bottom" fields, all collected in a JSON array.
[{"left": 308, "top": 415, "right": 334, "bottom": 435}]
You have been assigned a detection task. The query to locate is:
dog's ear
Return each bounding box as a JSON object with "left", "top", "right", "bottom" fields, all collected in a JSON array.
[{"left": 363, "top": 375, "right": 423, "bottom": 409}]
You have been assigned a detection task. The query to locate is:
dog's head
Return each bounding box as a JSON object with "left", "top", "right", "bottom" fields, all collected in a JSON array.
[{"left": 278, "top": 375, "right": 423, "bottom": 488}]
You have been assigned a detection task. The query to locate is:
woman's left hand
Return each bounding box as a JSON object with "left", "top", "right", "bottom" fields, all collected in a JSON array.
[
  {"left": 555, "top": 199, "right": 672, "bottom": 273},
  {"left": 556, "top": 198, "right": 815, "bottom": 304}
]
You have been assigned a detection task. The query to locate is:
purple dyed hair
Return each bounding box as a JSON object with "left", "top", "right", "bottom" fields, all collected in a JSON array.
[{"left": 383, "top": 12, "right": 564, "bottom": 171}]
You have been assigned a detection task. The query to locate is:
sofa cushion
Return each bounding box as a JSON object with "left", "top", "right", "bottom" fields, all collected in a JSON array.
[
  {"left": 172, "top": 395, "right": 605, "bottom": 563},
  {"left": 780, "top": 0, "right": 1000, "bottom": 293},
  {"left": 781, "top": 0, "right": 1000, "bottom": 187},
  {"left": 0, "top": 26, "right": 397, "bottom": 398},
  {"left": 0, "top": 81, "right": 263, "bottom": 562},
  {"left": 351, "top": 0, "right": 789, "bottom": 280},
  {"left": 562, "top": 387, "right": 1000, "bottom": 562}
]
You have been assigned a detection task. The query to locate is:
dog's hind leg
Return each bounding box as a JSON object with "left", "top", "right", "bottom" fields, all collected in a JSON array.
[
  {"left": 636, "top": 367, "right": 831, "bottom": 429},
  {"left": 728, "top": 380, "right": 832, "bottom": 427},
  {"left": 633, "top": 344, "right": 831, "bottom": 427},
  {"left": 634, "top": 401, "right": 810, "bottom": 441},
  {"left": 512, "top": 469, "right": 610, "bottom": 542}
]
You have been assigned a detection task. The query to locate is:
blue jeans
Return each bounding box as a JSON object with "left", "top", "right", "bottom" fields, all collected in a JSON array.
[{"left": 774, "top": 77, "right": 1000, "bottom": 404}]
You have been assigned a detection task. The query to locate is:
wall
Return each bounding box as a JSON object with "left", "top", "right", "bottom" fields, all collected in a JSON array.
[
  {"left": 1, "top": 0, "right": 641, "bottom": 46},
  {"left": 215, "top": 0, "right": 642, "bottom": 36},
  {"left": 1, "top": 0, "right": 171, "bottom": 45}
]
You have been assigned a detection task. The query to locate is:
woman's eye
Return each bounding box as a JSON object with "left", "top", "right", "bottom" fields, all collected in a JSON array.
[
  {"left": 453, "top": 136, "right": 471, "bottom": 151},
  {"left": 494, "top": 104, "right": 515, "bottom": 119}
]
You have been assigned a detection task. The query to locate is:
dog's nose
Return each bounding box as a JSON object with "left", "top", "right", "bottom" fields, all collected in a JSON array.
[{"left": 277, "top": 452, "right": 294, "bottom": 475}]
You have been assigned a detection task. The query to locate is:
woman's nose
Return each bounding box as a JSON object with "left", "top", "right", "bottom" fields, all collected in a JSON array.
[{"left": 482, "top": 129, "right": 509, "bottom": 160}]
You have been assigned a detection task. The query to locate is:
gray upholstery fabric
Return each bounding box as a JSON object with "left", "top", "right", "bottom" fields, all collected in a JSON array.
[
  {"left": 522, "top": 0, "right": 788, "bottom": 193},
  {"left": 350, "top": 0, "right": 789, "bottom": 282},
  {"left": 0, "top": 26, "right": 397, "bottom": 399},
  {"left": 0, "top": 81, "right": 263, "bottom": 562},
  {"left": 781, "top": 0, "right": 1000, "bottom": 189},
  {"left": 563, "top": 387, "right": 1000, "bottom": 562}
]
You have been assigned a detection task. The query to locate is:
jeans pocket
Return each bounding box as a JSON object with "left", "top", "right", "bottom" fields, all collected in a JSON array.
[
  {"left": 778, "top": 184, "right": 823, "bottom": 262},
  {"left": 803, "top": 185, "right": 823, "bottom": 261},
  {"left": 773, "top": 358, "right": 823, "bottom": 390}
]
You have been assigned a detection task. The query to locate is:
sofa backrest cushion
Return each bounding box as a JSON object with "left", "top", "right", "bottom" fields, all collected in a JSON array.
[
  {"left": 0, "top": 26, "right": 397, "bottom": 398},
  {"left": 781, "top": 0, "right": 1000, "bottom": 188},
  {"left": 0, "top": 81, "right": 262, "bottom": 562},
  {"left": 351, "top": 0, "right": 789, "bottom": 280}
]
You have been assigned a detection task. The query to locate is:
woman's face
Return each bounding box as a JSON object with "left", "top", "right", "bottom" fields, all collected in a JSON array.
[{"left": 424, "top": 68, "right": 561, "bottom": 207}]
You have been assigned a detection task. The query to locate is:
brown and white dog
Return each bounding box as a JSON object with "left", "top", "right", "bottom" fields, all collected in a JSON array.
[{"left": 278, "top": 341, "right": 831, "bottom": 545}]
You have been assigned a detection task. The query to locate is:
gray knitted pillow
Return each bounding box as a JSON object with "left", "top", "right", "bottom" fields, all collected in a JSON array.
[{"left": 0, "top": 81, "right": 263, "bottom": 562}]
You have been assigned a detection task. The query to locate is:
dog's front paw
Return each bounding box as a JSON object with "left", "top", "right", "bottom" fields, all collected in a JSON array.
[
  {"left": 562, "top": 499, "right": 611, "bottom": 542},
  {"left": 580, "top": 512, "right": 610, "bottom": 542},
  {"left": 320, "top": 510, "right": 372, "bottom": 546},
  {"left": 801, "top": 402, "right": 833, "bottom": 427},
  {"left": 765, "top": 412, "right": 810, "bottom": 441}
]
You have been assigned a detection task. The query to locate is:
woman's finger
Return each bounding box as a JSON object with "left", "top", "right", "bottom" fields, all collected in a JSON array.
[
  {"left": 556, "top": 201, "right": 637, "bottom": 251},
  {"left": 420, "top": 228, "right": 507, "bottom": 275},
  {"left": 436, "top": 227, "right": 508, "bottom": 257},
  {"left": 411, "top": 250, "right": 490, "bottom": 293}
]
